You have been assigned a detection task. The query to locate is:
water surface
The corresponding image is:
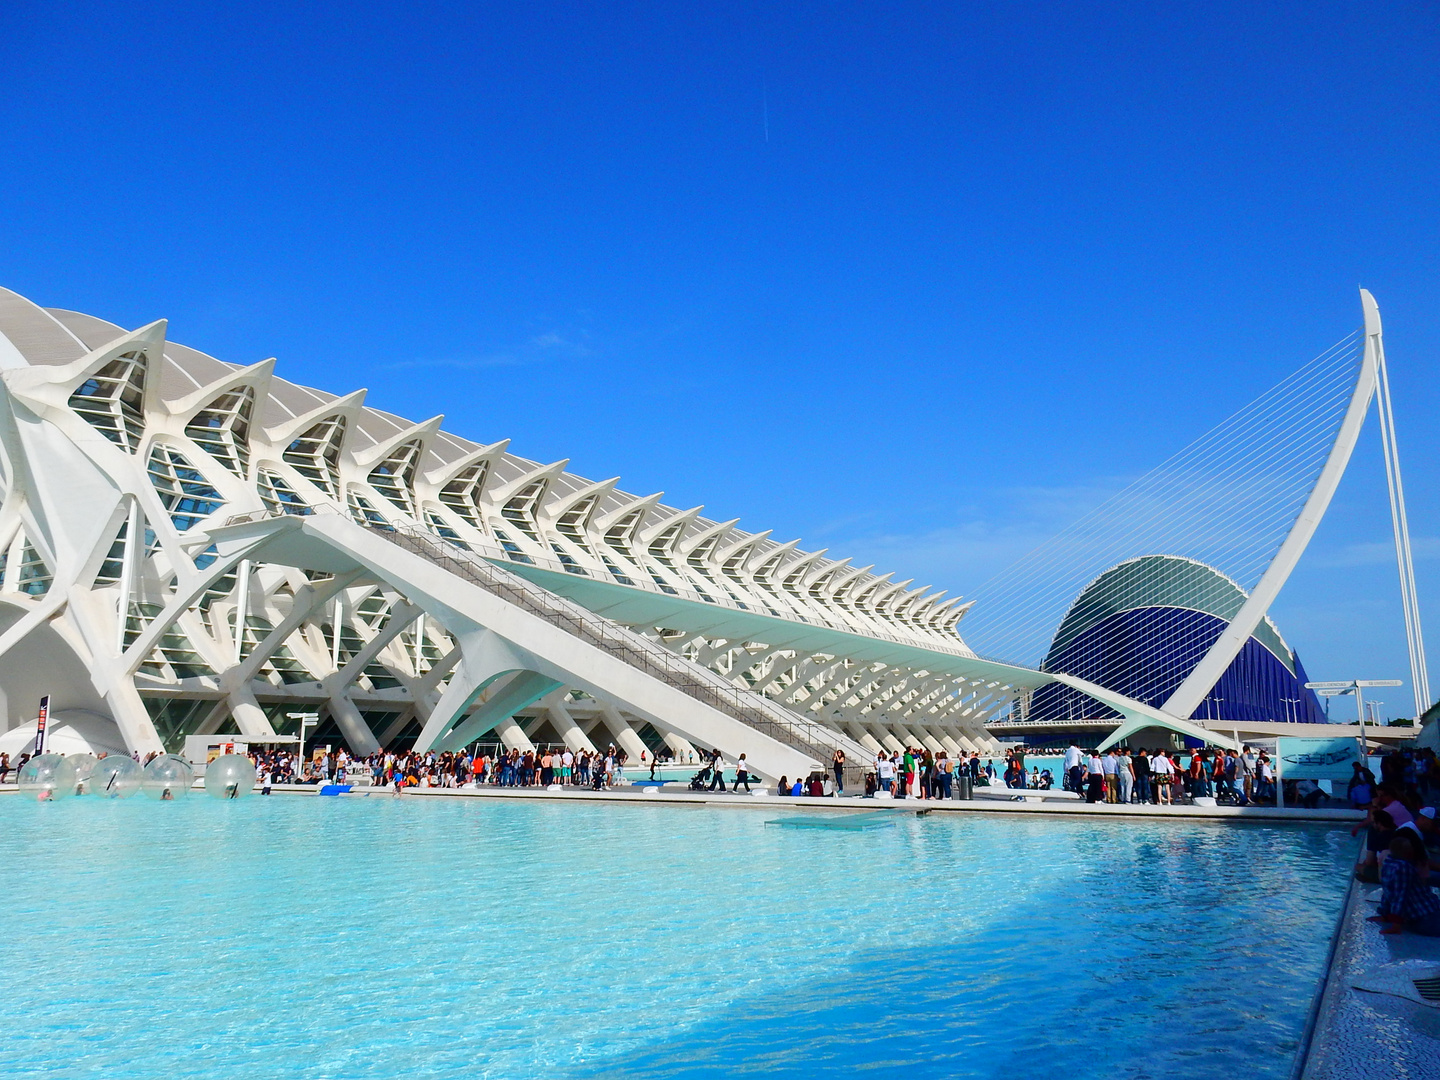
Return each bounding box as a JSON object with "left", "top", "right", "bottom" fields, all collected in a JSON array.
[{"left": 0, "top": 794, "right": 1352, "bottom": 1078}]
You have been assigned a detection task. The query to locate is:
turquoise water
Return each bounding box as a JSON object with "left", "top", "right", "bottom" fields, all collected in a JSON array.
[{"left": 0, "top": 794, "right": 1351, "bottom": 1079}]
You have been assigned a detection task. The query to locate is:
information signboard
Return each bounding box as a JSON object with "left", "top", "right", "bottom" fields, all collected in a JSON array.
[
  {"left": 34, "top": 695, "right": 50, "bottom": 755},
  {"left": 1276, "top": 736, "right": 1362, "bottom": 781}
]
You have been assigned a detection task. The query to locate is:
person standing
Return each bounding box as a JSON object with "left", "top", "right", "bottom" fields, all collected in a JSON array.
[
  {"left": 832, "top": 749, "right": 846, "bottom": 797},
  {"left": 1116, "top": 748, "right": 1134, "bottom": 805},
  {"left": 1102, "top": 749, "right": 1119, "bottom": 803},
  {"left": 1239, "top": 745, "right": 1257, "bottom": 803},
  {"left": 1063, "top": 741, "right": 1084, "bottom": 795},
  {"left": 877, "top": 752, "right": 896, "bottom": 793},
  {"left": 1188, "top": 751, "right": 1208, "bottom": 799},
  {"left": 1086, "top": 751, "right": 1106, "bottom": 804},
  {"left": 1132, "top": 748, "right": 1151, "bottom": 804},
  {"left": 1256, "top": 752, "right": 1274, "bottom": 803},
  {"left": 1151, "top": 750, "right": 1175, "bottom": 805}
]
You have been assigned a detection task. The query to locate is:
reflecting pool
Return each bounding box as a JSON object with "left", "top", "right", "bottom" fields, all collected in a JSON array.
[{"left": 0, "top": 795, "right": 1352, "bottom": 1079}]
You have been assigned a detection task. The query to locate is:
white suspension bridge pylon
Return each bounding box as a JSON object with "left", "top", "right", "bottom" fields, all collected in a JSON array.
[{"left": 970, "top": 287, "right": 1429, "bottom": 742}]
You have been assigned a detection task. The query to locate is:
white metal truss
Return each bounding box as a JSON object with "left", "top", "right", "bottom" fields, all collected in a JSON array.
[
  {"left": 0, "top": 287, "right": 1013, "bottom": 762},
  {"left": 1, "top": 284, "right": 1408, "bottom": 766}
]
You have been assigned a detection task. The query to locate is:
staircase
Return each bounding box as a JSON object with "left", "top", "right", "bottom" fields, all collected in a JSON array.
[{"left": 375, "top": 521, "right": 872, "bottom": 780}]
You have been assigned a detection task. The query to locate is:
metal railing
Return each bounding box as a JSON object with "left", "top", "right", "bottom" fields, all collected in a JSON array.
[
  {"left": 372, "top": 520, "right": 876, "bottom": 771},
  {"left": 221, "top": 506, "right": 967, "bottom": 656}
]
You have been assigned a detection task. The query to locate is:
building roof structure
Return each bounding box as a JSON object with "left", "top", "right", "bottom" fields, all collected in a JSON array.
[{"left": 0, "top": 286, "right": 1402, "bottom": 770}]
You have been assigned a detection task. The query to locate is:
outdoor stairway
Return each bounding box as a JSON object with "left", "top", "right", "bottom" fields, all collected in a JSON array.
[{"left": 373, "top": 521, "right": 874, "bottom": 778}]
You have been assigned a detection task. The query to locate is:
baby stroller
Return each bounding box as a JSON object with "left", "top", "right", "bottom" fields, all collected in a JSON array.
[{"left": 688, "top": 765, "right": 713, "bottom": 791}]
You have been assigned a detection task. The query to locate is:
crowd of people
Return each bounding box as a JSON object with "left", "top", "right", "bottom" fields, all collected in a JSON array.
[
  {"left": 1347, "top": 749, "right": 1440, "bottom": 938},
  {"left": 242, "top": 745, "right": 641, "bottom": 791},
  {"left": 1049, "top": 743, "right": 1292, "bottom": 806}
]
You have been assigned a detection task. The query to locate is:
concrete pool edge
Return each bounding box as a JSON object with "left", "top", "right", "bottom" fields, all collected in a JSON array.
[
  {"left": 1299, "top": 871, "right": 1440, "bottom": 1080},
  {"left": 0, "top": 780, "right": 1367, "bottom": 822},
  {"left": 313, "top": 783, "right": 1366, "bottom": 822}
]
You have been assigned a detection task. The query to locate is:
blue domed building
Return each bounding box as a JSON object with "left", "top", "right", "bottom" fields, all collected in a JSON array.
[{"left": 1029, "top": 554, "right": 1325, "bottom": 726}]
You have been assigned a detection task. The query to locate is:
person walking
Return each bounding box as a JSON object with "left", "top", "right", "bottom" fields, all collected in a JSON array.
[
  {"left": 832, "top": 749, "right": 846, "bottom": 797},
  {"left": 1239, "top": 745, "right": 1257, "bottom": 803},
  {"left": 1188, "top": 751, "right": 1208, "bottom": 799},
  {"left": 707, "top": 748, "right": 726, "bottom": 792},
  {"left": 731, "top": 753, "right": 752, "bottom": 793}
]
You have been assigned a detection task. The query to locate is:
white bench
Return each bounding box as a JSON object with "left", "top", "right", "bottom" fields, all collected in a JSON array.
[{"left": 972, "top": 787, "right": 1081, "bottom": 802}]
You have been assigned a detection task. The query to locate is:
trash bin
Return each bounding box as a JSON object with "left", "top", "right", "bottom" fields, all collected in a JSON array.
[{"left": 954, "top": 774, "right": 973, "bottom": 801}]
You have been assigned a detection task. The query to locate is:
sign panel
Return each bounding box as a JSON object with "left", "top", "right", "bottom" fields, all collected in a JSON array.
[
  {"left": 182, "top": 736, "right": 249, "bottom": 766},
  {"left": 34, "top": 694, "right": 50, "bottom": 755},
  {"left": 1277, "top": 736, "right": 1362, "bottom": 780}
]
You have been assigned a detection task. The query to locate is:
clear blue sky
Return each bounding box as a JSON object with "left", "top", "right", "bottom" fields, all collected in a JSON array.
[{"left": 2, "top": 1, "right": 1437, "bottom": 716}]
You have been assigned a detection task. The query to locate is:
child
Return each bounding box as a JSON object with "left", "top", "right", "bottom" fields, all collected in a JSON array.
[{"left": 1371, "top": 832, "right": 1440, "bottom": 936}]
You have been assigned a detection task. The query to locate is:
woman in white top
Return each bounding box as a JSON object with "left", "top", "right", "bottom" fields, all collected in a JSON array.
[{"left": 1150, "top": 751, "right": 1175, "bottom": 805}]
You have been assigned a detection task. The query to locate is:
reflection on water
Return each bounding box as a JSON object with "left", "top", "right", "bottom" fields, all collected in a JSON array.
[{"left": 0, "top": 796, "right": 1351, "bottom": 1079}]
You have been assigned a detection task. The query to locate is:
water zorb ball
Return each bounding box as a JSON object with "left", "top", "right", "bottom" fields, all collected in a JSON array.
[
  {"left": 90, "top": 756, "right": 142, "bottom": 798},
  {"left": 17, "top": 754, "right": 77, "bottom": 801},
  {"left": 67, "top": 753, "right": 98, "bottom": 795},
  {"left": 204, "top": 754, "right": 256, "bottom": 799},
  {"left": 142, "top": 754, "right": 195, "bottom": 800}
]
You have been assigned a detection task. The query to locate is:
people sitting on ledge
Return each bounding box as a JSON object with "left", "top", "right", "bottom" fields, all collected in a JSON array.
[{"left": 1370, "top": 830, "right": 1440, "bottom": 937}]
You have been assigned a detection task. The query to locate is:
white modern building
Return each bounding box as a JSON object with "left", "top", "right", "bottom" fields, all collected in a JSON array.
[{"left": 0, "top": 287, "right": 1419, "bottom": 778}]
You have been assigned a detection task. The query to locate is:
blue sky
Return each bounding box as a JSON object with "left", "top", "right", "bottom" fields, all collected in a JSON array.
[{"left": 2, "top": 1, "right": 1437, "bottom": 717}]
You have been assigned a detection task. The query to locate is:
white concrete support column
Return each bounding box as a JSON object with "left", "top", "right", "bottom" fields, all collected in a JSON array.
[
  {"left": 437, "top": 669, "right": 559, "bottom": 751},
  {"left": 331, "top": 593, "right": 344, "bottom": 669},
  {"left": 114, "top": 497, "right": 140, "bottom": 653},
  {"left": 843, "top": 721, "right": 883, "bottom": 754},
  {"left": 232, "top": 559, "right": 252, "bottom": 663},
  {"left": 494, "top": 715, "right": 536, "bottom": 754},
  {"left": 871, "top": 724, "right": 905, "bottom": 753},
  {"left": 411, "top": 627, "right": 535, "bottom": 751},
  {"left": 226, "top": 685, "right": 279, "bottom": 739},
  {"left": 597, "top": 702, "right": 651, "bottom": 765},
  {"left": 323, "top": 692, "right": 382, "bottom": 755},
  {"left": 892, "top": 723, "right": 924, "bottom": 750},
  {"left": 97, "top": 668, "right": 167, "bottom": 757},
  {"left": 643, "top": 716, "right": 700, "bottom": 762},
  {"left": 911, "top": 726, "right": 947, "bottom": 755},
  {"left": 544, "top": 695, "right": 598, "bottom": 754},
  {"left": 922, "top": 725, "right": 964, "bottom": 756}
]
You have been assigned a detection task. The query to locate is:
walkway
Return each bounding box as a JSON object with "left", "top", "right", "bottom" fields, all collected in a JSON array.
[
  {"left": 292, "top": 782, "right": 1365, "bottom": 822},
  {"left": 1301, "top": 876, "right": 1440, "bottom": 1080}
]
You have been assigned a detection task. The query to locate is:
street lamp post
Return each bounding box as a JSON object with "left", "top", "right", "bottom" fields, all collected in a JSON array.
[
  {"left": 1303, "top": 680, "right": 1401, "bottom": 758},
  {"left": 288, "top": 712, "right": 319, "bottom": 781}
]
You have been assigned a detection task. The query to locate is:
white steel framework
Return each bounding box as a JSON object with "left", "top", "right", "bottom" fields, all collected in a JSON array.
[{"left": 0, "top": 286, "right": 1421, "bottom": 771}]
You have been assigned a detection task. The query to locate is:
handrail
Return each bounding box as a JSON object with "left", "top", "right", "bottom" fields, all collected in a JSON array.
[
  {"left": 372, "top": 520, "right": 873, "bottom": 769},
  {"left": 218, "top": 506, "right": 877, "bottom": 774},
  {"left": 223, "top": 506, "right": 968, "bottom": 655}
]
